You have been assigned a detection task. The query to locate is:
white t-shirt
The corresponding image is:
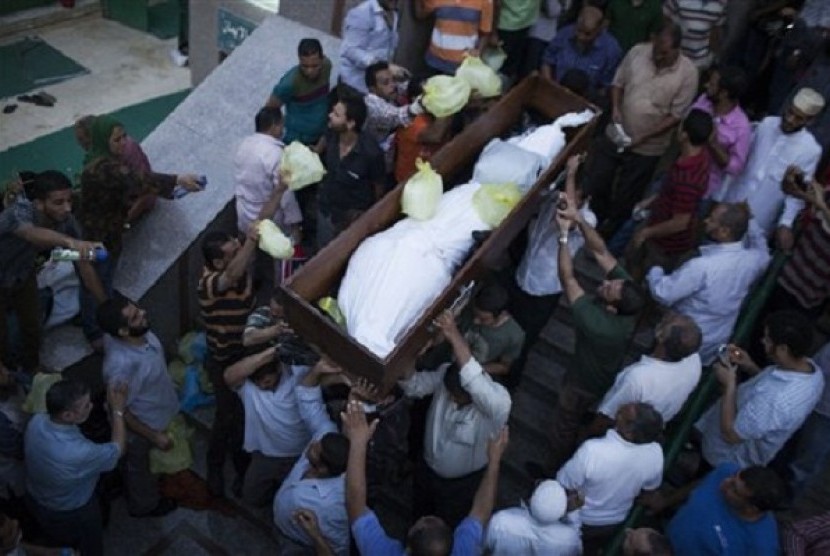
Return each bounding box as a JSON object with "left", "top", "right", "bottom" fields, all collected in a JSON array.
[{"left": 557, "top": 430, "right": 663, "bottom": 526}]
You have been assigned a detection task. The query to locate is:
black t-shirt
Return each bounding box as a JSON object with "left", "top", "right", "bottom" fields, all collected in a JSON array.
[{"left": 318, "top": 130, "right": 385, "bottom": 218}]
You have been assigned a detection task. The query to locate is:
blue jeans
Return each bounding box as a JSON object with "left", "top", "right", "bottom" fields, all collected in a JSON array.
[
  {"left": 79, "top": 254, "right": 118, "bottom": 342},
  {"left": 790, "top": 411, "right": 830, "bottom": 496}
]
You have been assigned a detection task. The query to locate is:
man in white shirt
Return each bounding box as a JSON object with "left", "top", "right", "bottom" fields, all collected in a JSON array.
[
  {"left": 717, "top": 87, "right": 824, "bottom": 248},
  {"left": 557, "top": 402, "right": 664, "bottom": 554},
  {"left": 223, "top": 345, "right": 311, "bottom": 507},
  {"left": 234, "top": 107, "right": 303, "bottom": 292},
  {"left": 695, "top": 310, "right": 825, "bottom": 468},
  {"left": 647, "top": 202, "right": 771, "bottom": 365},
  {"left": 400, "top": 310, "right": 512, "bottom": 528},
  {"left": 485, "top": 479, "right": 582, "bottom": 556},
  {"left": 273, "top": 359, "right": 351, "bottom": 556},
  {"left": 595, "top": 312, "right": 702, "bottom": 429}
]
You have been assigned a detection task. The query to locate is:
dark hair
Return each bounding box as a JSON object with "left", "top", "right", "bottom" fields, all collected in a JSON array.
[
  {"left": 201, "top": 231, "right": 234, "bottom": 270},
  {"left": 46, "top": 379, "right": 90, "bottom": 418},
  {"left": 635, "top": 530, "right": 673, "bottom": 556},
  {"left": 715, "top": 66, "right": 749, "bottom": 101},
  {"left": 31, "top": 170, "right": 73, "bottom": 201},
  {"left": 620, "top": 403, "right": 663, "bottom": 444},
  {"left": 617, "top": 280, "right": 646, "bottom": 316},
  {"left": 250, "top": 360, "right": 281, "bottom": 384},
  {"left": 741, "top": 466, "right": 789, "bottom": 512},
  {"left": 715, "top": 202, "right": 750, "bottom": 241},
  {"left": 764, "top": 310, "right": 814, "bottom": 358},
  {"left": 407, "top": 75, "right": 427, "bottom": 99},
  {"left": 662, "top": 314, "right": 702, "bottom": 362},
  {"left": 254, "top": 106, "right": 283, "bottom": 133},
  {"left": 560, "top": 68, "right": 590, "bottom": 98},
  {"left": 474, "top": 283, "right": 509, "bottom": 316},
  {"left": 365, "top": 60, "right": 390, "bottom": 90},
  {"left": 298, "top": 38, "right": 323, "bottom": 58},
  {"left": 320, "top": 432, "right": 350, "bottom": 476},
  {"left": 340, "top": 97, "right": 368, "bottom": 130},
  {"left": 682, "top": 109, "right": 714, "bottom": 146},
  {"left": 408, "top": 517, "right": 453, "bottom": 556},
  {"left": 442, "top": 363, "right": 471, "bottom": 402},
  {"left": 654, "top": 18, "right": 682, "bottom": 49},
  {"left": 96, "top": 296, "right": 130, "bottom": 337}
]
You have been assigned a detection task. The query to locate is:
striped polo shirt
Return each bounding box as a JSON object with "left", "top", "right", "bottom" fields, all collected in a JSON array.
[
  {"left": 197, "top": 267, "right": 255, "bottom": 364},
  {"left": 664, "top": 0, "right": 726, "bottom": 67},
  {"left": 778, "top": 210, "right": 830, "bottom": 310},
  {"left": 424, "top": 0, "right": 494, "bottom": 73}
]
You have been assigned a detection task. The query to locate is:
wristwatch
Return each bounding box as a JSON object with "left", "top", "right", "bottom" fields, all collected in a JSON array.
[
  {"left": 559, "top": 233, "right": 569, "bottom": 245},
  {"left": 113, "top": 410, "right": 124, "bottom": 418}
]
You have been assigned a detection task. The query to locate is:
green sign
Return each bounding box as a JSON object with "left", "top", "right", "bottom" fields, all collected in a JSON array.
[{"left": 217, "top": 8, "right": 257, "bottom": 54}]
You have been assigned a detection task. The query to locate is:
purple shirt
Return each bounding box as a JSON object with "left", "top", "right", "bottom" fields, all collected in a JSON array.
[
  {"left": 120, "top": 136, "right": 152, "bottom": 175},
  {"left": 691, "top": 95, "right": 752, "bottom": 198},
  {"left": 543, "top": 24, "right": 622, "bottom": 91}
]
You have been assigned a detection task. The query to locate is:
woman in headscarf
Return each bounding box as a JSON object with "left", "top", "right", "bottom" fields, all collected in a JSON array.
[{"left": 77, "top": 115, "right": 202, "bottom": 349}]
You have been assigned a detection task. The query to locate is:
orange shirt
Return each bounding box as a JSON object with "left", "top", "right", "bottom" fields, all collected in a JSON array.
[{"left": 395, "top": 115, "right": 443, "bottom": 183}]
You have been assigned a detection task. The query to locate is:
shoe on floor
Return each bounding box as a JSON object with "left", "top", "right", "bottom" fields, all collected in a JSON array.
[
  {"left": 169, "top": 48, "right": 189, "bottom": 67},
  {"left": 129, "top": 497, "right": 177, "bottom": 518}
]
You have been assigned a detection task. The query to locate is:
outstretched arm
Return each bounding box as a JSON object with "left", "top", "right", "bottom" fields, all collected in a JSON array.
[{"left": 468, "top": 426, "right": 509, "bottom": 526}]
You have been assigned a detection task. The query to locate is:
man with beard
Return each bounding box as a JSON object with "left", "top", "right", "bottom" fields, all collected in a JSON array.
[
  {"left": 717, "top": 88, "right": 824, "bottom": 249},
  {"left": 528, "top": 196, "right": 645, "bottom": 477},
  {"left": 695, "top": 310, "right": 824, "bottom": 468},
  {"left": 541, "top": 5, "right": 623, "bottom": 99},
  {"left": 97, "top": 298, "right": 179, "bottom": 517},
  {"left": 0, "top": 170, "right": 105, "bottom": 376},
  {"left": 24, "top": 379, "right": 127, "bottom": 556},
  {"left": 316, "top": 98, "right": 385, "bottom": 248},
  {"left": 647, "top": 202, "right": 770, "bottom": 365},
  {"left": 689, "top": 65, "right": 752, "bottom": 202},
  {"left": 363, "top": 61, "right": 425, "bottom": 173}
]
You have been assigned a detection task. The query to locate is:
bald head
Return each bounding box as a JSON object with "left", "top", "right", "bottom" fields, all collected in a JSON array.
[
  {"left": 657, "top": 313, "right": 702, "bottom": 362},
  {"left": 575, "top": 6, "right": 604, "bottom": 48}
]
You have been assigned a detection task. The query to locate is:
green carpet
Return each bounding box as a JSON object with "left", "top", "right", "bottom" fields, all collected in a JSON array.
[
  {"left": 0, "top": 36, "right": 89, "bottom": 99},
  {"left": 0, "top": 89, "right": 189, "bottom": 187}
]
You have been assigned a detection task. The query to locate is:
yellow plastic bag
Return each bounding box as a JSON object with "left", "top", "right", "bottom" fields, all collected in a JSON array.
[
  {"left": 422, "top": 75, "right": 471, "bottom": 118},
  {"left": 280, "top": 141, "right": 326, "bottom": 191},
  {"left": 149, "top": 415, "right": 193, "bottom": 475},
  {"left": 318, "top": 296, "right": 346, "bottom": 328},
  {"left": 455, "top": 56, "right": 502, "bottom": 98},
  {"left": 258, "top": 220, "right": 294, "bottom": 259},
  {"left": 472, "top": 183, "right": 523, "bottom": 228},
  {"left": 401, "top": 159, "right": 443, "bottom": 220},
  {"left": 22, "top": 373, "right": 62, "bottom": 414}
]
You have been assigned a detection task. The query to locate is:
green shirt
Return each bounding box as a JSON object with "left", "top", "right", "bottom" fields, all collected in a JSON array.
[
  {"left": 569, "top": 265, "right": 637, "bottom": 397},
  {"left": 498, "top": 0, "right": 541, "bottom": 31},
  {"left": 468, "top": 316, "right": 526, "bottom": 364},
  {"left": 272, "top": 57, "right": 332, "bottom": 145},
  {"left": 607, "top": 0, "right": 663, "bottom": 53}
]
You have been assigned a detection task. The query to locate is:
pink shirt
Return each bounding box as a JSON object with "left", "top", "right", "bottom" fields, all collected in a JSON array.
[{"left": 691, "top": 95, "right": 752, "bottom": 198}]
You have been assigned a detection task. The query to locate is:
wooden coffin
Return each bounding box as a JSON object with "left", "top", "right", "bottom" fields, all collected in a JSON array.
[{"left": 281, "top": 74, "right": 599, "bottom": 392}]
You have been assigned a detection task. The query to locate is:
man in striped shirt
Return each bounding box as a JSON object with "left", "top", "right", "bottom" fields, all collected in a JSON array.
[
  {"left": 415, "top": 0, "right": 495, "bottom": 74},
  {"left": 626, "top": 108, "right": 713, "bottom": 281},
  {"left": 198, "top": 226, "right": 258, "bottom": 497},
  {"left": 664, "top": 0, "right": 726, "bottom": 68}
]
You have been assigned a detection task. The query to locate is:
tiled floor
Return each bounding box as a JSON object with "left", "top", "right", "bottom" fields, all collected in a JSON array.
[
  {"left": 1, "top": 13, "right": 189, "bottom": 151},
  {"left": 4, "top": 11, "right": 284, "bottom": 555}
]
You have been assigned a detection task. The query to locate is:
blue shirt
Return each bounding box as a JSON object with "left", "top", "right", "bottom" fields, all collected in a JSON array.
[
  {"left": 274, "top": 384, "right": 348, "bottom": 555},
  {"left": 543, "top": 24, "right": 623, "bottom": 91},
  {"left": 667, "top": 463, "right": 779, "bottom": 555},
  {"left": 24, "top": 413, "right": 120, "bottom": 511},
  {"left": 338, "top": 0, "right": 398, "bottom": 93},
  {"left": 102, "top": 332, "right": 179, "bottom": 432},
  {"left": 352, "top": 510, "right": 484, "bottom": 555}
]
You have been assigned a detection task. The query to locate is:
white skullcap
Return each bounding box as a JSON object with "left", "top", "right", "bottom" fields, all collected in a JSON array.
[
  {"left": 529, "top": 480, "right": 568, "bottom": 525},
  {"left": 793, "top": 88, "right": 825, "bottom": 117}
]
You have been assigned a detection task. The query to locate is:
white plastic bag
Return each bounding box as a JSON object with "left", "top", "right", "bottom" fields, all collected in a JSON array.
[
  {"left": 401, "top": 159, "right": 443, "bottom": 220},
  {"left": 422, "top": 75, "right": 471, "bottom": 118},
  {"left": 280, "top": 141, "right": 326, "bottom": 191},
  {"left": 473, "top": 139, "right": 545, "bottom": 193},
  {"left": 455, "top": 56, "right": 502, "bottom": 98},
  {"left": 257, "top": 220, "right": 294, "bottom": 259}
]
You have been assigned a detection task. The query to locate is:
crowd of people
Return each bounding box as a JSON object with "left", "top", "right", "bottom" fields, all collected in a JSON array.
[{"left": 2, "top": 0, "right": 830, "bottom": 554}]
